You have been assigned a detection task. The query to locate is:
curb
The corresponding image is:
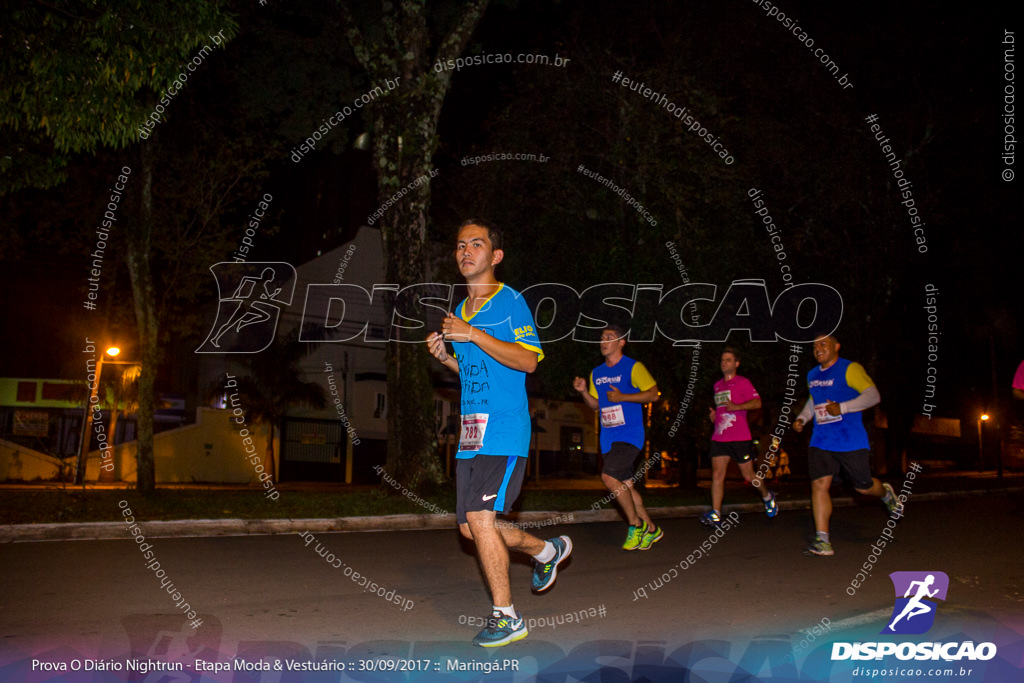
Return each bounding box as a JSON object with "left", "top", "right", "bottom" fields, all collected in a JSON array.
[{"left": 3, "top": 487, "right": 1020, "bottom": 543}]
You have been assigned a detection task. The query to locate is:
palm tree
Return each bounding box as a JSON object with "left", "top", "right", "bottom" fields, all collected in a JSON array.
[
  {"left": 213, "top": 332, "right": 326, "bottom": 483},
  {"left": 98, "top": 363, "right": 141, "bottom": 482}
]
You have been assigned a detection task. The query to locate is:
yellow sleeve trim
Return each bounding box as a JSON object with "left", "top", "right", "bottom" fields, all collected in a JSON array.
[
  {"left": 517, "top": 341, "right": 544, "bottom": 363},
  {"left": 631, "top": 362, "right": 657, "bottom": 391},
  {"left": 846, "top": 362, "right": 875, "bottom": 394}
]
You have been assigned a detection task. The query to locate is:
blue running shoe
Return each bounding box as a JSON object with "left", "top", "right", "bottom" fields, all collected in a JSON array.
[
  {"left": 699, "top": 509, "right": 722, "bottom": 528},
  {"left": 472, "top": 610, "right": 528, "bottom": 647},
  {"left": 532, "top": 535, "right": 572, "bottom": 592},
  {"left": 763, "top": 491, "right": 779, "bottom": 518}
]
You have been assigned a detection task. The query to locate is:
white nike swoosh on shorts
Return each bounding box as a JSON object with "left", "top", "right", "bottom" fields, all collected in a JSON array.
[{"left": 482, "top": 494, "right": 498, "bottom": 501}]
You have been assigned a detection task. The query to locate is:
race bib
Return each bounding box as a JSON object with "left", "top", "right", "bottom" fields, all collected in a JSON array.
[
  {"left": 714, "top": 390, "right": 732, "bottom": 407},
  {"left": 460, "top": 413, "right": 489, "bottom": 451},
  {"left": 600, "top": 404, "right": 626, "bottom": 428},
  {"left": 814, "top": 403, "right": 842, "bottom": 425}
]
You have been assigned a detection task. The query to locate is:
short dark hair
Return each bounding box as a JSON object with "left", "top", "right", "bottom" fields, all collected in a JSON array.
[
  {"left": 458, "top": 218, "right": 502, "bottom": 251},
  {"left": 604, "top": 323, "right": 628, "bottom": 341},
  {"left": 722, "top": 346, "right": 741, "bottom": 363}
]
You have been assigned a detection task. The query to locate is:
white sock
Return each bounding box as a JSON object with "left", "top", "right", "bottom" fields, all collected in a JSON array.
[
  {"left": 533, "top": 541, "right": 556, "bottom": 564},
  {"left": 493, "top": 604, "right": 516, "bottom": 618}
]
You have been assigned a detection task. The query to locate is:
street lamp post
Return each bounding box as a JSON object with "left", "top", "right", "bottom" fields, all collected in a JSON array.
[
  {"left": 75, "top": 349, "right": 107, "bottom": 484},
  {"left": 977, "top": 413, "right": 989, "bottom": 471},
  {"left": 75, "top": 346, "right": 139, "bottom": 485}
]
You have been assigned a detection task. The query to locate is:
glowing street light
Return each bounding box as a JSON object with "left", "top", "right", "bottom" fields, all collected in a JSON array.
[
  {"left": 75, "top": 345, "right": 139, "bottom": 484},
  {"left": 977, "top": 413, "right": 990, "bottom": 471}
]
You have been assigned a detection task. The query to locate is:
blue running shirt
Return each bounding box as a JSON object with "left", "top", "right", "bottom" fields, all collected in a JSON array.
[
  {"left": 453, "top": 284, "right": 543, "bottom": 458},
  {"left": 806, "top": 358, "right": 875, "bottom": 452},
  {"left": 589, "top": 356, "right": 657, "bottom": 453}
]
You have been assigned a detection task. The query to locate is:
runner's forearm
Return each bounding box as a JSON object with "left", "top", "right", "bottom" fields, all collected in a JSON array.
[{"left": 840, "top": 385, "right": 880, "bottom": 413}]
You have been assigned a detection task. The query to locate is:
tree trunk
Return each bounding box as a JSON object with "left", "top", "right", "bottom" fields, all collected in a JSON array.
[
  {"left": 377, "top": 130, "right": 443, "bottom": 490},
  {"left": 265, "top": 421, "right": 276, "bottom": 484},
  {"left": 340, "top": 0, "right": 490, "bottom": 492},
  {"left": 125, "top": 140, "right": 159, "bottom": 494}
]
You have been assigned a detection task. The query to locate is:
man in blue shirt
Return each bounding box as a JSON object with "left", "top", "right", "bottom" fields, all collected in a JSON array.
[
  {"left": 573, "top": 324, "right": 662, "bottom": 550},
  {"left": 793, "top": 334, "right": 903, "bottom": 556},
  {"left": 427, "top": 219, "right": 571, "bottom": 647}
]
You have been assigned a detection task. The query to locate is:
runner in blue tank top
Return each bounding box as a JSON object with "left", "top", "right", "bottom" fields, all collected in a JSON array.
[
  {"left": 573, "top": 324, "right": 662, "bottom": 551},
  {"left": 793, "top": 334, "right": 904, "bottom": 556}
]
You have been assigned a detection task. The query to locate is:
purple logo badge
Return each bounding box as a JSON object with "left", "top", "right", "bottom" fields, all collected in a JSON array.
[{"left": 882, "top": 571, "right": 949, "bottom": 635}]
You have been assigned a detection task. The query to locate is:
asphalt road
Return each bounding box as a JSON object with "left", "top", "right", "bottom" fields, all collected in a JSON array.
[{"left": 2, "top": 493, "right": 1022, "bottom": 681}]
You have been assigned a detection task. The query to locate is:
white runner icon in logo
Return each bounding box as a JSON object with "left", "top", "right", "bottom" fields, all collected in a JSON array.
[{"left": 888, "top": 574, "right": 939, "bottom": 631}]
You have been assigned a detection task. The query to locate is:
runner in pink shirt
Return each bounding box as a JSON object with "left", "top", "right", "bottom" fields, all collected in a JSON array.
[{"left": 700, "top": 347, "right": 779, "bottom": 527}]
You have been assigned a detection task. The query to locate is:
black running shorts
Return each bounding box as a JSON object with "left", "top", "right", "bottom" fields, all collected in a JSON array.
[
  {"left": 709, "top": 440, "right": 755, "bottom": 464},
  {"left": 808, "top": 447, "right": 873, "bottom": 489},
  {"left": 456, "top": 454, "right": 527, "bottom": 524},
  {"left": 601, "top": 441, "right": 641, "bottom": 481}
]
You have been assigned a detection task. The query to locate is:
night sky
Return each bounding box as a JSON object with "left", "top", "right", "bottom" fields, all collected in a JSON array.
[{"left": 0, "top": 0, "right": 1017, "bottom": 426}]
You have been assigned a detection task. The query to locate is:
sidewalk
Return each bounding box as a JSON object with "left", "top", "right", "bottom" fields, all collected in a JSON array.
[{"left": 2, "top": 471, "right": 1021, "bottom": 543}]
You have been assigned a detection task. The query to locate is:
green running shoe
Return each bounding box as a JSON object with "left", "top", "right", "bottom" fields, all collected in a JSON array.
[
  {"left": 638, "top": 524, "right": 663, "bottom": 550},
  {"left": 622, "top": 522, "right": 646, "bottom": 550},
  {"left": 804, "top": 537, "right": 834, "bottom": 556},
  {"left": 882, "top": 483, "right": 904, "bottom": 516}
]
